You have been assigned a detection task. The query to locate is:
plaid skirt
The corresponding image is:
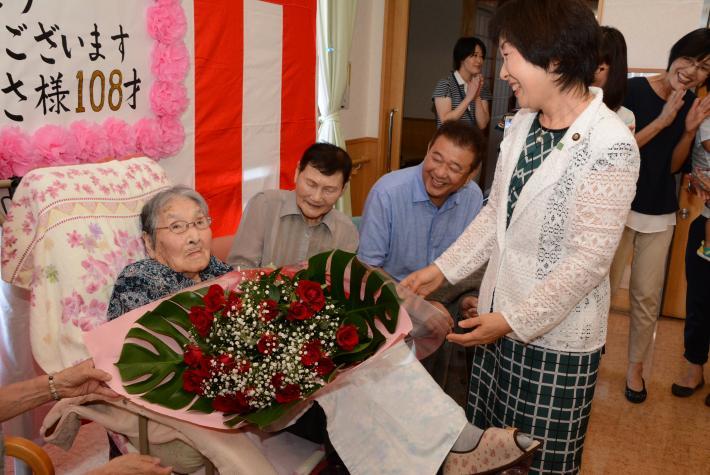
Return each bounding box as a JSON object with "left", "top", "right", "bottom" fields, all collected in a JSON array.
[{"left": 467, "top": 337, "right": 602, "bottom": 475}]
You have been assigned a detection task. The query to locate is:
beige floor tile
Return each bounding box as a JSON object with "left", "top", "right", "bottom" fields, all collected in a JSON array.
[{"left": 581, "top": 311, "right": 710, "bottom": 475}]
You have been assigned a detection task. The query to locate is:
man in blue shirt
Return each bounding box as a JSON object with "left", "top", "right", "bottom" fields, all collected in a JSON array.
[{"left": 358, "top": 121, "right": 484, "bottom": 282}]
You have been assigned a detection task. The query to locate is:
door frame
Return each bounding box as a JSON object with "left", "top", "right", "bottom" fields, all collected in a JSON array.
[{"left": 376, "top": 0, "right": 409, "bottom": 176}]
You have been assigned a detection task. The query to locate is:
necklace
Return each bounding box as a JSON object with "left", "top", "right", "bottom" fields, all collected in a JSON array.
[
  {"left": 535, "top": 120, "right": 567, "bottom": 145},
  {"left": 535, "top": 129, "right": 545, "bottom": 144}
]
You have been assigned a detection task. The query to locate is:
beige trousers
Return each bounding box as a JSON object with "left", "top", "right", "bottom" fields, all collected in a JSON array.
[{"left": 609, "top": 225, "right": 675, "bottom": 363}]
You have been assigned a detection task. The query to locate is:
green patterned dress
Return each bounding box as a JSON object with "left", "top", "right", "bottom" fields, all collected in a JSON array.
[{"left": 506, "top": 114, "right": 568, "bottom": 227}]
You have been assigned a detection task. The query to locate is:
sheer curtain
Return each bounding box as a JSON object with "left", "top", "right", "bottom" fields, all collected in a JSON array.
[{"left": 316, "top": 0, "right": 358, "bottom": 215}]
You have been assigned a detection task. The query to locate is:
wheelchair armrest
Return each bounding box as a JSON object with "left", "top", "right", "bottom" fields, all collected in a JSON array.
[{"left": 4, "top": 435, "right": 55, "bottom": 475}]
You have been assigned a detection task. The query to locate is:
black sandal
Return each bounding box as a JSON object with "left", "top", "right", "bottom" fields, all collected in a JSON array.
[
  {"left": 671, "top": 379, "right": 704, "bottom": 397},
  {"left": 625, "top": 378, "right": 647, "bottom": 403}
]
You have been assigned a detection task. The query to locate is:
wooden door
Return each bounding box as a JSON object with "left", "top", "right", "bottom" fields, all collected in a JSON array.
[
  {"left": 376, "top": 0, "right": 409, "bottom": 176},
  {"left": 661, "top": 84, "right": 707, "bottom": 319}
]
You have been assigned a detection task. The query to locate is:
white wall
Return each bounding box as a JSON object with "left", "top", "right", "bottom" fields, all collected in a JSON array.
[
  {"left": 340, "top": 0, "right": 385, "bottom": 140},
  {"left": 601, "top": 0, "right": 705, "bottom": 69},
  {"left": 402, "top": 1, "right": 463, "bottom": 119}
]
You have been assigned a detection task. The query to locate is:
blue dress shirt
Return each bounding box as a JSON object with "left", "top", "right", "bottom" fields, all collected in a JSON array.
[{"left": 357, "top": 163, "right": 484, "bottom": 281}]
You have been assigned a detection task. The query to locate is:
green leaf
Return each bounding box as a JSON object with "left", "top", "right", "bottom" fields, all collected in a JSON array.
[
  {"left": 189, "top": 397, "right": 215, "bottom": 414},
  {"left": 225, "top": 400, "right": 300, "bottom": 429},
  {"left": 305, "top": 250, "right": 401, "bottom": 365},
  {"left": 115, "top": 292, "right": 214, "bottom": 412}
]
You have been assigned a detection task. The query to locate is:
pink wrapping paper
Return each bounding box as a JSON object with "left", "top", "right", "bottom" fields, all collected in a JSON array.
[{"left": 84, "top": 269, "right": 413, "bottom": 429}]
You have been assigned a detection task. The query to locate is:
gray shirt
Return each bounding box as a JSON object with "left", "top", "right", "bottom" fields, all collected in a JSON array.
[{"left": 226, "top": 190, "right": 359, "bottom": 268}]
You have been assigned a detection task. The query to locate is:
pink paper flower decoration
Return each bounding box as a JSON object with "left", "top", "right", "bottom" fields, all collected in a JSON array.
[
  {"left": 0, "top": 0, "right": 188, "bottom": 175},
  {"left": 133, "top": 118, "right": 159, "bottom": 158},
  {"left": 152, "top": 41, "right": 190, "bottom": 83},
  {"left": 71, "top": 121, "right": 111, "bottom": 163},
  {"left": 134, "top": 117, "right": 185, "bottom": 159},
  {"left": 150, "top": 81, "right": 189, "bottom": 118},
  {"left": 0, "top": 126, "right": 36, "bottom": 177},
  {"left": 33, "top": 125, "right": 80, "bottom": 167},
  {"left": 147, "top": 1, "right": 187, "bottom": 43},
  {"left": 158, "top": 117, "right": 186, "bottom": 157},
  {"left": 103, "top": 117, "right": 138, "bottom": 160}
]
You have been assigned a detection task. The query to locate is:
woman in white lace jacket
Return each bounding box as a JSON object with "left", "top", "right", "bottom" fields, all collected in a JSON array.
[{"left": 402, "top": 1, "right": 640, "bottom": 473}]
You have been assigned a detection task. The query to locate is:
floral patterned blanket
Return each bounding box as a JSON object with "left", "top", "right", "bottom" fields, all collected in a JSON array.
[{"left": 1, "top": 157, "right": 170, "bottom": 372}]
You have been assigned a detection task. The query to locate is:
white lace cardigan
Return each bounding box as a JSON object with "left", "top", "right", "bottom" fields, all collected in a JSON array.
[{"left": 435, "top": 88, "right": 640, "bottom": 352}]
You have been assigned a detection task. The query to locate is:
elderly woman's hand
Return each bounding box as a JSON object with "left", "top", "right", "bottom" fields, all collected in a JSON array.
[{"left": 54, "top": 359, "right": 119, "bottom": 399}]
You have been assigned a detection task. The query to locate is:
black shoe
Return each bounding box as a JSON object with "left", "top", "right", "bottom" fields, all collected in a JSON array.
[
  {"left": 625, "top": 378, "right": 647, "bottom": 403},
  {"left": 671, "top": 379, "right": 704, "bottom": 397}
]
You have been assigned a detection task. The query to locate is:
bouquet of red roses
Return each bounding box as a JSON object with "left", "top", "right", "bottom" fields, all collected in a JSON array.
[{"left": 115, "top": 250, "right": 400, "bottom": 428}]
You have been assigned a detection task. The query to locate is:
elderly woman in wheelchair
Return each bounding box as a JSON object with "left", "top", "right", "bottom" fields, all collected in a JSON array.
[{"left": 98, "top": 185, "right": 540, "bottom": 475}]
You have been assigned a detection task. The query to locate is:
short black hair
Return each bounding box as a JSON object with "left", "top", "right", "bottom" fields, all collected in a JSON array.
[
  {"left": 489, "top": 0, "right": 599, "bottom": 92},
  {"left": 598, "top": 26, "right": 628, "bottom": 112},
  {"left": 297, "top": 142, "right": 352, "bottom": 185},
  {"left": 430, "top": 121, "right": 485, "bottom": 172},
  {"left": 667, "top": 28, "right": 710, "bottom": 70},
  {"left": 453, "top": 37, "right": 487, "bottom": 71}
]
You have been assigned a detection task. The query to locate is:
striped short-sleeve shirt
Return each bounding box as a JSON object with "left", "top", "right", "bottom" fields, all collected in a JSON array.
[{"left": 432, "top": 71, "right": 492, "bottom": 128}]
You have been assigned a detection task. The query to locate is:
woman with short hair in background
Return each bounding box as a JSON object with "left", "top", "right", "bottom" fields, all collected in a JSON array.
[
  {"left": 609, "top": 28, "right": 710, "bottom": 404},
  {"left": 433, "top": 36, "right": 492, "bottom": 130}
]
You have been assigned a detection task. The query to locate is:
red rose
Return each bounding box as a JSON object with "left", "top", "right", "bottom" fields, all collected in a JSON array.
[
  {"left": 189, "top": 306, "right": 214, "bottom": 338},
  {"left": 315, "top": 356, "right": 335, "bottom": 377},
  {"left": 237, "top": 359, "right": 251, "bottom": 373},
  {"left": 300, "top": 340, "right": 322, "bottom": 367},
  {"left": 271, "top": 372, "right": 285, "bottom": 389},
  {"left": 257, "top": 332, "right": 279, "bottom": 355},
  {"left": 287, "top": 301, "right": 313, "bottom": 321},
  {"left": 225, "top": 291, "right": 243, "bottom": 314},
  {"left": 183, "top": 345, "right": 207, "bottom": 369},
  {"left": 260, "top": 299, "right": 280, "bottom": 322},
  {"left": 203, "top": 284, "right": 226, "bottom": 313},
  {"left": 296, "top": 280, "right": 326, "bottom": 312},
  {"left": 212, "top": 392, "right": 250, "bottom": 414},
  {"left": 182, "top": 367, "right": 208, "bottom": 395},
  {"left": 216, "top": 354, "right": 236, "bottom": 372},
  {"left": 336, "top": 324, "right": 359, "bottom": 351},
  {"left": 275, "top": 383, "right": 301, "bottom": 403}
]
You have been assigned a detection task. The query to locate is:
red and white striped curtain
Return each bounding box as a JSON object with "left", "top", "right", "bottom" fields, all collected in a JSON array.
[{"left": 193, "top": 0, "right": 317, "bottom": 238}]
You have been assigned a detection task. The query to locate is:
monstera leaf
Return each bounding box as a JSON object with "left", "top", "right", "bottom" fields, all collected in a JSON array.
[
  {"left": 115, "top": 250, "right": 402, "bottom": 426},
  {"left": 298, "top": 250, "right": 402, "bottom": 364},
  {"left": 115, "top": 287, "right": 213, "bottom": 412}
]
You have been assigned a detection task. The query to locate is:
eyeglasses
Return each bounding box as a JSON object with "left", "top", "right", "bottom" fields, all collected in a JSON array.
[
  {"left": 156, "top": 216, "right": 212, "bottom": 234},
  {"left": 679, "top": 57, "right": 710, "bottom": 75}
]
